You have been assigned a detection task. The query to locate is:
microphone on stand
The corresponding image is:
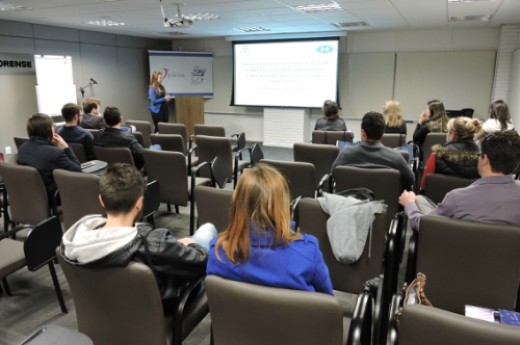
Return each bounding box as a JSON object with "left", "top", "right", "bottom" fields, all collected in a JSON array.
[{"left": 90, "top": 78, "right": 98, "bottom": 84}]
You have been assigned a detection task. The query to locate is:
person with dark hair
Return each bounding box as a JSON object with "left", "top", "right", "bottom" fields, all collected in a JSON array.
[
  {"left": 80, "top": 97, "right": 104, "bottom": 130},
  {"left": 61, "top": 163, "right": 217, "bottom": 311},
  {"left": 420, "top": 117, "right": 481, "bottom": 190},
  {"left": 93, "top": 106, "right": 145, "bottom": 169},
  {"left": 314, "top": 99, "right": 347, "bottom": 131},
  {"left": 475, "top": 100, "right": 514, "bottom": 141},
  {"left": 331, "top": 111, "right": 414, "bottom": 188},
  {"left": 413, "top": 99, "right": 448, "bottom": 153},
  {"left": 17, "top": 113, "right": 81, "bottom": 200},
  {"left": 207, "top": 163, "right": 333, "bottom": 294},
  {"left": 148, "top": 71, "right": 172, "bottom": 133},
  {"left": 57, "top": 102, "right": 95, "bottom": 160},
  {"left": 400, "top": 130, "right": 520, "bottom": 229}
]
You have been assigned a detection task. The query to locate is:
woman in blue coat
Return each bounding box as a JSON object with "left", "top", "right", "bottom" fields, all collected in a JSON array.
[{"left": 148, "top": 70, "right": 171, "bottom": 132}]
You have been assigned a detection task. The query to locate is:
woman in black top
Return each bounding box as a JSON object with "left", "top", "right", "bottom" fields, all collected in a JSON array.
[
  {"left": 314, "top": 99, "right": 347, "bottom": 131},
  {"left": 383, "top": 100, "right": 407, "bottom": 135},
  {"left": 413, "top": 99, "right": 448, "bottom": 158}
]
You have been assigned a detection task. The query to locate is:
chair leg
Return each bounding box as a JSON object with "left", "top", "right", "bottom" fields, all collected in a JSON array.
[
  {"left": 175, "top": 205, "right": 179, "bottom": 214},
  {"left": 2, "top": 277, "right": 12, "bottom": 296},
  {"left": 167, "top": 203, "right": 172, "bottom": 212},
  {"left": 48, "top": 262, "right": 68, "bottom": 313}
]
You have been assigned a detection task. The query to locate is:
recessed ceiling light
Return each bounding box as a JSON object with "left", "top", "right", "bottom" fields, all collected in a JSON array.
[
  {"left": 234, "top": 27, "right": 272, "bottom": 33},
  {"left": 295, "top": 2, "right": 343, "bottom": 13},
  {"left": 0, "top": 3, "right": 32, "bottom": 11},
  {"left": 84, "top": 19, "right": 128, "bottom": 27},
  {"left": 160, "top": 31, "right": 189, "bottom": 36},
  {"left": 333, "top": 21, "right": 368, "bottom": 28},
  {"left": 449, "top": 15, "right": 491, "bottom": 22},
  {"left": 448, "top": 0, "right": 497, "bottom": 3},
  {"left": 183, "top": 12, "right": 220, "bottom": 21}
]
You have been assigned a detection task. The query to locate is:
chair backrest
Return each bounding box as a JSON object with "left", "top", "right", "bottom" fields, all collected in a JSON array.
[
  {"left": 0, "top": 162, "right": 49, "bottom": 225},
  {"left": 260, "top": 159, "right": 317, "bottom": 199},
  {"left": 125, "top": 120, "right": 152, "bottom": 147},
  {"left": 206, "top": 275, "right": 344, "bottom": 345},
  {"left": 423, "top": 173, "right": 478, "bottom": 203},
  {"left": 194, "top": 185, "right": 233, "bottom": 232},
  {"left": 57, "top": 256, "right": 167, "bottom": 345},
  {"left": 143, "top": 149, "right": 189, "bottom": 206},
  {"left": 13, "top": 136, "right": 29, "bottom": 150},
  {"left": 250, "top": 143, "right": 264, "bottom": 166},
  {"left": 24, "top": 216, "right": 62, "bottom": 271},
  {"left": 150, "top": 134, "right": 186, "bottom": 153},
  {"left": 334, "top": 165, "right": 400, "bottom": 226},
  {"left": 293, "top": 143, "right": 339, "bottom": 185},
  {"left": 68, "top": 142, "right": 89, "bottom": 163},
  {"left": 141, "top": 180, "right": 160, "bottom": 221},
  {"left": 133, "top": 132, "right": 145, "bottom": 147},
  {"left": 297, "top": 198, "right": 388, "bottom": 294},
  {"left": 195, "top": 135, "right": 233, "bottom": 179},
  {"left": 414, "top": 216, "right": 520, "bottom": 314},
  {"left": 398, "top": 304, "right": 520, "bottom": 345},
  {"left": 157, "top": 123, "right": 188, "bottom": 144},
  {"left": 93, "top": 146, "right": 134, "bottom": 166},
  {"left": 422, "top": 132, "right": 446, "bottom": 164},
  {"left": 194, "top": 124, "right": 225, "bottom": 137},
  {"left": 381, "top": 133, "right": 406, "bottom": 148},
  {"left": 54, "top": 169, "right": 104, "bottom": 229},
  {"left": 312, "top": 130, "right": 354, "bottom": 145}
]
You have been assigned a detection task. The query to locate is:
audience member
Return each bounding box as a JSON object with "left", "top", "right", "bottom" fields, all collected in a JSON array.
[
  {"left": 413, "top": 99, "right": 448, "bottom": 154},
  {"left": 17, "top": 113, "right": 81, "bottom": 201},
  {"left": 314, "top": 99, "right": 347, "bottom": 131},
  {"left": 80, "top": 97, "right": 104, "bottom": 130},
  {"left": 57, "top": 103, "right": 95, "bottom": 161},
  {"left": 61, "top": 163, "right": 217, "bottom": 310},
  {"left": 331, "top": 111, "right": 415, "bottom": 188},
  {"left": 207, "top": 163, "right": 333, "bottom": 295},
  {"left": 400, "top": 131, "right": 520, "bottom": 230},
  {"left": 383, "top": 100, "right": 407, "bottom": 135},
  {"left": 420, "top": 117, "right": 481, "bottom": 190},
  {"left": 475, "top": 100, "right": 514, "bottom": 141},
  {"left": 94, "top": 106, "right": 145, "bottom": 169}
]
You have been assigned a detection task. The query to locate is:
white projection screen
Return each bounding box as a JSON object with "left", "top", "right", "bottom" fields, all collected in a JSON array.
[{"left": 231, "top": 38, "right": 340, "bottom": 108}]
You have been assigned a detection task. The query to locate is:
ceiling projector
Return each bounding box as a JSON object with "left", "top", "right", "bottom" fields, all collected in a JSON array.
[{"left": 161, "top": 2, "right": 193, "bottom": 28}]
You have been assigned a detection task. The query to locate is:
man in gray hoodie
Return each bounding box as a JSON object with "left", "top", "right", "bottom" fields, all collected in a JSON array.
[{"left": 60, "top": 163, "right": 216, "bottom": 310}]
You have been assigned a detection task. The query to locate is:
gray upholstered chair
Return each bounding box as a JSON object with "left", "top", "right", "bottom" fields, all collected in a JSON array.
[
  {"left": 150, "top": 133, "right": 186, "bottom": 153},
  {"left": 390, "top": 304, "right": 520, "bottom": 345},
  {"left": 54, "top": 169, "right": 104, "bottom": 230},
  {"left": 93, "top": 146, "right": 134, "bottom": 166},
  {"left": 293, "top": 142, "right": 339, "bottom": 192},
  {"left": 194, "top": 185, "right": 233, "bottom": 233},
  {"left": 58, "top": 256, "right": 208, "bottom": 345},
  {"left": 260, "top": 159, "right": 318, "bottom": 199},
  {"left": 312, "top": 130, "right": 354, "bottom": 145},
  {"left": 422, "top": 173, "right": 477, "bottom": 204},
  {"left": 68, "top": 142, "right": 89, "bottom": 163},
  {"left": 206, "top": 275, "right": 346, "bottom": 345},
  {"left": 381, "top": 133, "right": 406, "bottom": 148},
  {"left": 405, "top": 215, "right": 520, "bottom": 315},
  {"left": 193, "top": 124, "right": 225, "bottom": 137},
  {"left": 297, "top": 198, "right": 397, "bottom": 345},
  {"left": 125, "top": 119, "right": 152, "bottom": 147},
  {"left": 13, "top": 136, "right": 29, "bottom": 150},
  {"left": 0, "top": 216, "right": 67, "bottom": 313},
  {"left": 421, "top": 132, "right": 446, "bottom": 167},
  {"left": 157, "top": 123, "right": 189, "bottom": 146}
]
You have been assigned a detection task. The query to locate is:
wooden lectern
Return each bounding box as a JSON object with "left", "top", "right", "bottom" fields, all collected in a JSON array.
[{"left": 175, "top": 96, "right": 204, "bottom": 136}]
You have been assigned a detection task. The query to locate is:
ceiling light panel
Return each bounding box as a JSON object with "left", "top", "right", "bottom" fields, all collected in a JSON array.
[
  {"left": 0, "top": 2, "right": 31, "bottom": 11},
  {"left": 84, "top": 19, "right": 127, "bottom": 26},
  {"left": 295, "top": 2, "right": 343, "bottom": 13}
]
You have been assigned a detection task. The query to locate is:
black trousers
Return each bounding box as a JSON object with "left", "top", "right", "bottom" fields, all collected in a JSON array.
[{"left": 150, "top": 104, "right": 169, "bottom": 133}]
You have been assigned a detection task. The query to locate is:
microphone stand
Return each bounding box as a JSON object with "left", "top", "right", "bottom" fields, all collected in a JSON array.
[{"left": 77, "top": 81, "right": 94, "bottom": 98}]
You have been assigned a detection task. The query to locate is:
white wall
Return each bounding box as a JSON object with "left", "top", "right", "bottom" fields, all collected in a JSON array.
[
  {"left": 510, "top": 49, "right": 520, "bottom": 130},
  {"left": 0, "top": 20, "right": 169, "bottom": 157}
]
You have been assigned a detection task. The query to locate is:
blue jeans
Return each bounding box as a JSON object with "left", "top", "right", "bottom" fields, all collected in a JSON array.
[{"left": 191, "top": 223, "right": 217, "bottom": 251}]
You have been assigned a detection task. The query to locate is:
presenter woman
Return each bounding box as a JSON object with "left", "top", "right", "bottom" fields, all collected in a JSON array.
[{"left": 148, "top": 71, "right": 172, "bottom": 133}]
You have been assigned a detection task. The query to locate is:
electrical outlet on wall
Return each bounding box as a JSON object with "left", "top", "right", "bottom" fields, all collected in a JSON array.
[{"left": 5, "top": 146, "right": 11, "bottom": 155}]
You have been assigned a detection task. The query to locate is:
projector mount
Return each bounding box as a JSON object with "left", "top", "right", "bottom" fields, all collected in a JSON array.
[{"left": 160, "top": 1, "right": 193, "bottom": 28}]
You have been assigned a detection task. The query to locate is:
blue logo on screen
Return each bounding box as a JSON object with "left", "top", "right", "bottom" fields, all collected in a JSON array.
[{"left": 316, "top": 45, "right": 334, "bottom": 53}]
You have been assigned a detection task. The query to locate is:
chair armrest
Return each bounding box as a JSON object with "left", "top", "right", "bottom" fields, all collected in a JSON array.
[
  {"left": 172, "top": 276, "right": 206, "bottom": 345},
  {"left": 317, "top": 173, "right": 333, "bottom": 196},
  {"left": 404, "top": 227, "right": 419, "bottom": 285},
  {"left": 386, "top": 293, "right": 404, "bottom": 345},
  {"left": 347, "top": 290, "right": 373, "bottom": 345},
  {"left": 290, "top": 196, "right": 302, "bottom": 230},
  {"left": 190, "top": 161, "right": 211, "bottom": 235}
]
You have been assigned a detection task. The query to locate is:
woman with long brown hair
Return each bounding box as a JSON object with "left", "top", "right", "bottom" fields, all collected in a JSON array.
[
  {"left": 206, "top": 163, "right": 333, "bottom": 294},
  {"left": 148, "top": 70, "right": 171, "bottom": 133}
]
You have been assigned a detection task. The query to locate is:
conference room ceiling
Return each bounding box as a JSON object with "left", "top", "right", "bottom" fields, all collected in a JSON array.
[{"left": 0, "top": 0, "right": 518, "bottom": 39}]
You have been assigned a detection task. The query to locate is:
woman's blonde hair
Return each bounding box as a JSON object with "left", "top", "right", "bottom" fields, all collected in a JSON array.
[
  {"left": 383, "top": 100, "right": 403, "bottom": 128},
  {"left": 427, "top": 100, "right": 448, "bottom": 133},
  {"left": 150, "top": 71, "right": 166, "bottom": 95},
  {"left": 215, "top": 163, "right": 300, "bottom": 264},
  {"left": 447, "top": 117, "right": 482, "bottom": 140}
]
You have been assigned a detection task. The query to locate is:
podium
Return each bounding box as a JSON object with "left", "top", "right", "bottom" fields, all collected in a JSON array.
[{"left": 175, "top": 96, "right": 204, "bottom": 136}]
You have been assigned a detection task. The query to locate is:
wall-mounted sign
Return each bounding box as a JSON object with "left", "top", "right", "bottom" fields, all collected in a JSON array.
[{"left": 0, "top": 53, "right": 35, "bottom": 75}]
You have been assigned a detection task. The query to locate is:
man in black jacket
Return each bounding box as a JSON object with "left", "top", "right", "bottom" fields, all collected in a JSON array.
[
  {"left": 60, "top": 163, "right": 216, "bottom": 310},
  {"left": 93, "top": 106, "right": 145, "bottom": 169}
]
